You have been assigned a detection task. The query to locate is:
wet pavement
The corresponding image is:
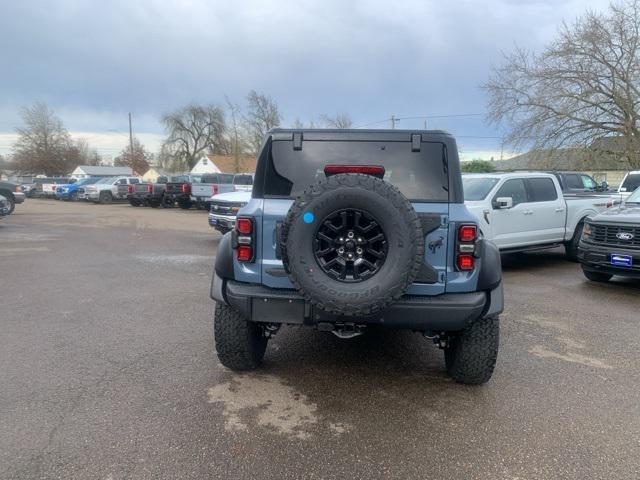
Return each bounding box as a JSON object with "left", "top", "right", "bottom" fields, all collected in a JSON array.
[{"left": 1, "top": 199, "right": 639, "bottom": 479}]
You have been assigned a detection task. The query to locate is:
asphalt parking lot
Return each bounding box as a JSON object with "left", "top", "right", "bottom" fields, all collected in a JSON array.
[{"left": 1, "top": 200, "right": 639, "bottom": 479}]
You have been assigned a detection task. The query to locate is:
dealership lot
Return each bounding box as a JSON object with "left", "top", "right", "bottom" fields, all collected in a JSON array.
[{"left": 1, "top": 200, "right": 639, "bottom": 479}]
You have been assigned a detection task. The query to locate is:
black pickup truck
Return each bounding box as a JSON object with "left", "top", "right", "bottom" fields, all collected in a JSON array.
[
  {"left": 578, "top": 187, "right": 640, "bottom": 282},
  {"left": 549, "top": 171, "right": 610, "bottom": 194},
  {"left": 163, "top": 175, "right": 200, "bottom": 209},
  {"left": 128, "top": 177, "right": 168, "bottom": 207}
]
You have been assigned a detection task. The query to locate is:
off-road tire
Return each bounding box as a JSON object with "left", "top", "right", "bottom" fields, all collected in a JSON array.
[
  {"left": 99, "top": 191, "right": 113, "bottom": 204},
  {"left": 281, "top": 173, "right": 424, "bottom": 317},
  {"left": 129, "top": 199, "right": 141, "bottom": 207},
  {"left": 582, "top": 269, "right": 612, "bottom": 283},
  {"left": 564, "top": 222, "right": 583, "bottom": 262},
  {"left": 444, "top": 316, "right": 499, "bottom": 385},
  {"left": 69, "top": 191, "right": 78, "bottom": 202},
  {"left": 178, "top": 199, "right": 192, "bottom": 210},
  {"left": 214, "top": 303, "right": 267, "bottom": 370}
]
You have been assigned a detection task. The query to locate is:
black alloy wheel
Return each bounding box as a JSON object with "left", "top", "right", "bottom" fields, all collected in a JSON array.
[{"left": 313, "top": 209, "right": 387, "bottom": 282}]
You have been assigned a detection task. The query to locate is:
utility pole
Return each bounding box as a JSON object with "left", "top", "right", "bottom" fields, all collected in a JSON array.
[
  {"left": 390, "top": 114, "right": 396, "bottom": 129},
  {"left": 128, "top": 112, "right": 134, "bottom": 156}
]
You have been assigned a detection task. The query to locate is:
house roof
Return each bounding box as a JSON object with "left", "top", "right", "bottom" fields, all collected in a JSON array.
[
  {"left": 206, "top": 154, "right": 256, "bottom": 173},
  {"left": 72, "top": 165, "right": 133, "bottom": 176},
  {"left": 144, "top": 167, "right": 171, "bottom": 176}
]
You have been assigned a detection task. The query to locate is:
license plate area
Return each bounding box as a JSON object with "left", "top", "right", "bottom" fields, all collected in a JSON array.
[{"left": 610, "top": 254, "right": 633, "bottom": 268}]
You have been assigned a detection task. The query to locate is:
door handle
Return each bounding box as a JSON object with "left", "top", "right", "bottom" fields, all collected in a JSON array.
[
  {"left": 555, "top": 207, "right": 565, "bottom": 212},
  {"left": 523, "top": 210, "right": 534, "bottom": 215}
]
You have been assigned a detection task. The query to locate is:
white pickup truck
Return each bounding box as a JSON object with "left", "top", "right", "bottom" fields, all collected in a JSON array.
[
  {"left": 463, "top": 172, "right": 615, "bottom": 260},
  {"left": 79, "top": 176, "right": 141, "bottom": 204}
]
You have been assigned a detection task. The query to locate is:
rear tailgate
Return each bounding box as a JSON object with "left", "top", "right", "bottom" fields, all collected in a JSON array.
[
  {"left": 259, "top": 136, "right": 450, "bottom": 294},
  {"left": 116, "top": 184, "right": 129, "bottom": 198},
  {"left": 192, "top": 183, "right": 215, "bottom": 199},
  {"left": 165, "top": 183, "right": 187, "bottom": 195}
]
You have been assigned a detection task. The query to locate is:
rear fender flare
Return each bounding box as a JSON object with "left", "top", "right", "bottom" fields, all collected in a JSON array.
[{"left": 476, "top": 238, "right": 502, "bottom": 291}]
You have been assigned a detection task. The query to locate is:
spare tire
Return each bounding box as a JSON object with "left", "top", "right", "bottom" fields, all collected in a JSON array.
[{"left": 281, "top": 173, "right": 424, "bottom": 316}]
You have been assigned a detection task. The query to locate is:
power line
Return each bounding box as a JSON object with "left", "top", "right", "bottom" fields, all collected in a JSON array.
[{"left": 355, "top": 112, "right": 484, "bottom": 128}]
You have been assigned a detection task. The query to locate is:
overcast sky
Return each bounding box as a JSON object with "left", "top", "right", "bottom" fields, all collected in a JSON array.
[{"left": 0, "top": 0, "right": 612, "bottom": 160}]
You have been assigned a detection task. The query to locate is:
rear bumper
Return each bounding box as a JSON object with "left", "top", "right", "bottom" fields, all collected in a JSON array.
[
  {"left": 578, "top": 242, "right": 640, "bottom": 278},
  {"left": 209, "top": 213, "right": 236, "bottom": 229},
  {"left": 211, "top": 275, "right": 503, "bottom": 332}
]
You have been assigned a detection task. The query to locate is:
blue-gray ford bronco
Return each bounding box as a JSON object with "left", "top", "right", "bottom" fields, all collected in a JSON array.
[{"left": 211, "top": 129, "right": 503, "bottom": 384}]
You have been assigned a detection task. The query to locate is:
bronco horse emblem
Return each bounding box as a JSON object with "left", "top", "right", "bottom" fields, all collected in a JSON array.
[{"left": 428, "top": 235, "right": 445, "bottom": 254}]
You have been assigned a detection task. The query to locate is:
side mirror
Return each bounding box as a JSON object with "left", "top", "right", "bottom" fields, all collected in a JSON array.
[{"left": 495, "top": 197, "right": 513, "bottom": 209}]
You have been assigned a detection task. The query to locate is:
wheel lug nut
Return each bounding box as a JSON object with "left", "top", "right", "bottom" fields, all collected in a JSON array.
[
  {"left": 338, "top": 247, "right": 344, "bottom": 254},
  {"left": 338, "top": 237, "right": 344, "bottom": 243},
  {"left": 347, "top": 253, "right": 353, "bottom": 259},
  {"left": 347, "top": 231, "right": 354, "bottom": 239},
  {"left": 356, "top": 247, "right": 363, "bottom": 255},
  {"left": 357, "top": 237, "right": 363, "bottom": 243}
]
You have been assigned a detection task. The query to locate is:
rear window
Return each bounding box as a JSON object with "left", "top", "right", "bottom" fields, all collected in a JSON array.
[
  {"left": 233, "top": 174, "right": 253, "bottom": 185},
  {"left": 563, "top": 174, "right": 583, "bottom": 189},
  {"left": 526, "top": 178, "right": 558, "bottom": 202},
  {"left": 170, "top": 175, "right": 190, "bottom": 183},
  {"left": 621, "top": 173, "right": 640, "bottom": 192},
  {"left": 462, "top": 177, "right": 498, "bottom": 200},
  {"left": 265, "top": 140, "right": 448, "bottom": 201}
]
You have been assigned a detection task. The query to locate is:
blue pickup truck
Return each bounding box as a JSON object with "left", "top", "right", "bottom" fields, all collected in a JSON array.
[
  {"left": 55, "top": 177, "right": 101, "bottom": 201},
  {"left": 210, "top": 129, "right": 504, "bottom": 384}
]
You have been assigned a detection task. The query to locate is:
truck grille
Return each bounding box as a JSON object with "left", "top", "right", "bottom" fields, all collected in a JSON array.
[
  {"left": 210, "top": 202, "right": 244, "bottom": 215},
  {"left": 77, "top": 188, "right": 85, "bottom": 194},
  {"left": 590, "top": 223, "right": 640, "bottom": 249}
]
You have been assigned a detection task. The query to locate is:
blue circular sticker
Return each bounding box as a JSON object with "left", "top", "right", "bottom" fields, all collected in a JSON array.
[{"left": 303, "top": 212, "right": 315, "bottom": 224}]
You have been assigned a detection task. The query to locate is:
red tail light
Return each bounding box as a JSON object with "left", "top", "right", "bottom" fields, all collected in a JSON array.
[
  {"left": 458, "top": 225, "right": 477, "bottom": 242},
  {"left": 456, "top": 223, "right": 478, "bottom": 271},
  {"left": 181, "top": 183, "right": 191, "bottom": 194},
  {"left": 147, "top": 184, "right": 153, "bottom": 193},
  {"left": 212, "top": 184, "right": 219, "bottom": 195},
  {"left": 457, "top": 254, "right": 475, "bottom": 271},
  {"left": 236, "top": 246, "right": 253, "bottom": 262},
  {"left": 236, "top": 218, "right": 253, "bottom": 235},
  {"left": 235, "top": 217, "right": 254, "bottom": 262},
  {"left": 324, "top": 165, "right": 385, "bottom": 178},
  {"left": 127, "top": 185, "right": 134, "bottom": 194}
]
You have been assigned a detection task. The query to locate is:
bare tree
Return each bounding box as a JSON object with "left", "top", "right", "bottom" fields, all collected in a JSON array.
[
  {"left": 484, "top": 0, "right": 640, "bottom": 168},
  {"left": 74, "top": 138, "right": 102, "bottom": 166},
  {"left": 319, "top": 112, "right": 353, "bottom": 129},
  {"left": 245, "top": 90, "right": 281, "bottom": 154},
  {"left": 161, "top": 104, "right": 227, "bottom": 169},
  {"left": 291, "top": 118, "right": 319, "bottom": 129},
  {"left": 12, "top": 102, "right": 76, "bottom": 175},
  {"left": 225, "top": 96, "right": 248, "bottom": 173},
  {"left": 114, "top": 137, "right": 150, "bottom": 175}
]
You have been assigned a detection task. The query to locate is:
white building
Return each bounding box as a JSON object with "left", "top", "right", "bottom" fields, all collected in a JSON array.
[
  {"left": 190, "top": 156, "right": 221, "bottom": 175},
  {"left": 70, "top": 165, "right": 133, "bottom": 179},
  {"left": 141, "top": 166, "right": 171, "bottom": 182}
]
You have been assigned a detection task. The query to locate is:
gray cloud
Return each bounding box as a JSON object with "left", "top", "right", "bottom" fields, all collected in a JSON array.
[{"left": 0, "top": 0, "right": 611, "bottom": 156}]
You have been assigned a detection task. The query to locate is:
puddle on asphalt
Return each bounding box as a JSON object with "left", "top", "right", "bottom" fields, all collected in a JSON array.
[{"left": 207, "top": 373, "right": 352, "bottom": 440}]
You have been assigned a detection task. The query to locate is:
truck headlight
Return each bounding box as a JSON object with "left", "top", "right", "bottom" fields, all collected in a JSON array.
[{"left": 582, "top": 223, "right": 593, "bottom": 239}]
